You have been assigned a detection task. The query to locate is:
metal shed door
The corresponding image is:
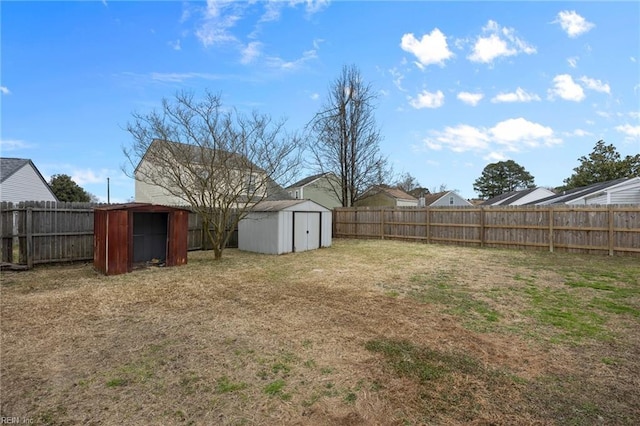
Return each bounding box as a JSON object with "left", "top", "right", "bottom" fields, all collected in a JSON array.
[{"left": 293, "top": 212, "right": 321, "bottom": 252}]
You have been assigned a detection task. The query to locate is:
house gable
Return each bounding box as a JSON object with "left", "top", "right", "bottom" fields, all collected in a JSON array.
[
  {"left": 355, "top": 186, "right": 418, "bottom": 207},
  {"left": 423, "top": 191, "right": 471, "bottom": 207},
  {"left": 0, "top": 158, "right": 58, "bottom": 203},
  {"left": 134, "top": 139, "right": 291, "bottom": 206},
  {"left": 286, "top": 173, "right": 342, "bottom": 209}
]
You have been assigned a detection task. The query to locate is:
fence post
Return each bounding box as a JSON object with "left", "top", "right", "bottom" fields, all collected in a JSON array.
[
  {"left": 479, "top": 206, "right": 485, "bottom": 248},
  {"left": 608, "top": 205, "right": 614, "bottom": 256},
  {"left": 26, "top": 207, "right": 33, "bottom": 269},
  {"left": 548, "top": 207, "right": 554, "bottom": 253},
  {"left": 425, "top": 207, "right": 430, "bottom": 244},
  {"left": 380, "top": 208, "right": 384, "bottom": 240}
]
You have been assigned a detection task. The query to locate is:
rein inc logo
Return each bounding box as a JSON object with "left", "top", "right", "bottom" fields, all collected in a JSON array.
[{"left": 1, "top": 418, "right": 33, "bottom": 424}]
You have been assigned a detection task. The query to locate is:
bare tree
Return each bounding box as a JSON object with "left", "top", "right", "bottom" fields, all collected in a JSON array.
[
  {"left": 395, "top": 172, "right": 421, "bottom": 193},
  {"left": 308, "top": 64, "right": 390, "bottom": 207},
  {"left": 123, "top": 90, "right": 302, "bottom": 260}
]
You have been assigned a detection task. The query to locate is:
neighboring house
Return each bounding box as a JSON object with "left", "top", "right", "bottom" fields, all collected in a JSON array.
[
  {"left": 531, "top": 177, "right": 640, "bottom": 205},
  {"left": 421, "top": 191, "right": 473, "bottom": 207},
  {"left": 481, "top": 187, "right": 556, "bottom": 206},
  {"left": 0, "top": 158, "right": 58, "bottom": 203},
  {"left": 134, "top": 139, "right": 291, "bottom": 206},
  {"left": 286, "top": 172, "right": 342, "bottom": 209},
  {"left": 354, "top": 186, "right": 418, "bottom": 207}
]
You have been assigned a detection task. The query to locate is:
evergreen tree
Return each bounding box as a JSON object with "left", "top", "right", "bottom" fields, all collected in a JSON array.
[
  {"left": 562, "top": 140, "right": 640, "bottom": 190},
  {"left": 473, "top": 160, "right": 535, "bottom": 199},
  {"left": 49, "top": 174, "right": 91, "bottom": 202}
]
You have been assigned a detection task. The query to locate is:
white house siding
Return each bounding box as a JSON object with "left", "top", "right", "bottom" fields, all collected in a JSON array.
[
  {"left": 610, "top": 190, "right": 640, "bottom": 204},
  {"left": 135, "top": 178, "right": 188, "bottom": 206},
  {"left": 430, "top": 192, "right": 472, "bottom": 207},
  {"left": 396, "top": 199, "right": 419, "bottom": 207},
  {"left": 580, "top": 190, "right": 640, "bottom": 205},
  {"left": 566, "top": 179, "right": 640, "bottom": 205},
  {"left": 1, "top": 165, "right": 57, "bottom": 203}
]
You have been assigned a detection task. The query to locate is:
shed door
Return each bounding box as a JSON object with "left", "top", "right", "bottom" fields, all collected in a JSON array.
[
  {"left": 133, "top": 213, "right": 168, "bottom": 263},
  {"left": 293, "top": 212, "right": 321, "bottom": 252}
]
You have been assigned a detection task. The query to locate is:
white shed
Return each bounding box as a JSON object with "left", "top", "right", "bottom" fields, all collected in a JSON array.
[{"left": 238, "top": 200, "right": 332, "bottom": 255}]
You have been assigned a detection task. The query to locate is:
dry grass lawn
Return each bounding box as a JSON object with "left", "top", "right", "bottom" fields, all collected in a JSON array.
[{"left": 1, "top": 239, "right": 639, "bottom": 425}]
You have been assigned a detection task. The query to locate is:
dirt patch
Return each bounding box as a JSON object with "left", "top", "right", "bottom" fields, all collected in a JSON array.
[{"left": 1, "top": 239, "right": 638, "bottom": 424}]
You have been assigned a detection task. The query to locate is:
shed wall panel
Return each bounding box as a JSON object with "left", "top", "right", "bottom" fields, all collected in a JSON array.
[
  {"left": 168, "top": 211, "right": 189, "bottom": 266},
  {"left": 238, "top": 212, "right": 280, "bottom": 254}
]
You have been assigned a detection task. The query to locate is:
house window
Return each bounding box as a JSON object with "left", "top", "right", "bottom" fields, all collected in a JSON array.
[
  {"left": 295, "top": 190, "right": 299, "bottom": 199},
  {"left": 449, "top": 196, "right": 454, "bottom": 205}
]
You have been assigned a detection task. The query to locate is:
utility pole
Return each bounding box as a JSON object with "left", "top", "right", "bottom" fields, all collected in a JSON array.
[{"left": 107, "top": 177, "right": 110, "bottom": 204}]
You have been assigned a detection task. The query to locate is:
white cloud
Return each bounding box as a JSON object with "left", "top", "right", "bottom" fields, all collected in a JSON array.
[
  {"left": 548, "top": 74, "right": 585, "bottom": 101},
  {"left": 468, "top": 20, "right": 536, "bottom": 64},
  {"left": 423, "top": 118, "right": 560, "bottom": 155},
  {"left": 431, "top": 124, "right": 490, "bottom": 152},
  {"left": 409, "top": 90, "right": 444, "bottom": 109},
  {"left": 490, "top": 118, "right": 559, "bottom": 149},
  {"left": 71, "top": 168, "right": 112, "bottom": 186},
  {"left": 469, "top": 34, "right": 514, "bottom": 63},
  {"left": 289, "top": 0, "right": 330, "bottom": 15},
  {"left": 0, "top": 86, "right": 10, "bottom": 95},
  {"left": 195, "top": 0, "right": 242, "bottom": 47},
  {"left": 400, "top": 28, "right": 454, "bottom": 68},
  {"left": 578, "top": 76, "right": 610, "bottom": 94},
  {"left": 259, "top": 1, "right": 283, "bottom": 22},
  {"left": 310, "top": 93, "right": 319, "bottom": 101},
  {"left": 615, "top": 124, "right": 640, "bottom": 138},
  {"left": 149, "top": 72, "right": 224, "bottom": 82},
  {"left": 389, "top": 67, "right": 406, "bottom": 92},
  {"left": 457, "top": 91, "right": 484, "bottom": 106},
  {"left": 484, "top": 151, "right": 507, "bottom": 162},
  {"left": 491, "top": 87, "right": 541, "bottom": 103},
  {"left": 265, "top": 48, "right": 317, "bottom": 71},
  {"left": 168, "top": 39, "right": 181, "bottom": 51},
  {"left": 554, "top": 10, "right": 595, "bottom": 38},
  {"left": 240, "top": 41, "right": 262, "bottom": 64},
  {"left": 567, "top": 56, "right": 578, "bottom": 68},
  {"left": 563, "top": 129, "right": 592, "bottom": 137},
  {"left": 0, "top": 139, "right": 30, "bottom": 151}
]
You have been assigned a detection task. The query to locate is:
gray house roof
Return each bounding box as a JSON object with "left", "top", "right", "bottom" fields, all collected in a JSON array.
[
  {"left": 1, "top": 158, "right": 31, "bottom": 182},
  {"left": 250, "top": 199, "right": 330, "bottom": 212},
  {"left": 287, "top": 173, "right": 333, "bottom": 189},
  {"left": 529, "top": 178, "right": 636, "bottom": 205},
  {"left": 482, "top": 188, "right": 540, "bottom": 206}
]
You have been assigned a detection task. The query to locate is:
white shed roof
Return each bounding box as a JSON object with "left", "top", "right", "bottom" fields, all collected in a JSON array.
[{"left": 250, "top": 199, "right": 331, "bottom": 212}]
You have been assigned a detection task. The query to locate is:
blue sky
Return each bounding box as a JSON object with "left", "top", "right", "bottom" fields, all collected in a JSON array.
[{"left": 1, "top": 1, "right": 639, "bottom": 202}]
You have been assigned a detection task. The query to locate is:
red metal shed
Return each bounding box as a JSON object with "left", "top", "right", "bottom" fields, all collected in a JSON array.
[{"left": 93, "top": 203, "right": 189, "bottom": 275}]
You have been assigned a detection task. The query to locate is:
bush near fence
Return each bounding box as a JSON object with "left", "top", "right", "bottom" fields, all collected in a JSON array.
[
  {"left": 0, "top": 201, "right": 238, "bottom": 267},
  {"left": 333, "top": 205, "right": 640, "bottom": 257}
]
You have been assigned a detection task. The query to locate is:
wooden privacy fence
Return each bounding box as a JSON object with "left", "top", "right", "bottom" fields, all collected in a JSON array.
[
  {"left": 333, "top": 205, "right": 640, "bottom": 257},
  {"left": 0, "top": 201, "right": 238, "bottom": 268}
]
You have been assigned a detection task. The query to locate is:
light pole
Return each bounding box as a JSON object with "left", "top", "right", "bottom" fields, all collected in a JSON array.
[{"left": 107, "top": 177, "right": 110, "bottom": 204}]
